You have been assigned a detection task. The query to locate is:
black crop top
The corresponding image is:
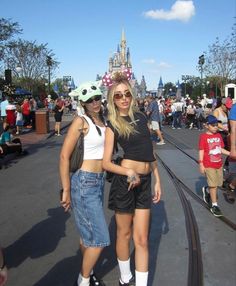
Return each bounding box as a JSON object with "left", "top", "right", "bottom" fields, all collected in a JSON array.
[{"left": 107, "top": 112, "right": 156, "bottom": 162}]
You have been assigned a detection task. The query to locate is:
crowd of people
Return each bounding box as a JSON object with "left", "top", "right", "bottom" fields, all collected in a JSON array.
[{"left": 136, "top": 93, "right": 233, "bottom": 132}]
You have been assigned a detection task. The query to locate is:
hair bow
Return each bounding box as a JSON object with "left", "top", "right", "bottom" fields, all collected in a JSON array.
[{"left": 102, "top": 68, "right": 132, "bottom": 87}]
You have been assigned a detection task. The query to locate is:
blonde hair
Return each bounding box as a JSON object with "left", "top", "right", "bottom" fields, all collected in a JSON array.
[{"left": 107, "top": 75, "right": 139, "bottom": 138}]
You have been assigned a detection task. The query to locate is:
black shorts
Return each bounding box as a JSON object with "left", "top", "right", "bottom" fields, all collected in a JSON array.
[
  {"left": 54, "top": 114, "right": 62, "bottom": 122},
  {"left": 108, "top": 173, "right": 152, "bottom": 213}
]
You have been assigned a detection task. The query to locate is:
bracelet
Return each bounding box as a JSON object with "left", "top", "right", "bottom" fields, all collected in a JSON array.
[{"left": 127, "top": 175, "right": 136, "bottom": 183}]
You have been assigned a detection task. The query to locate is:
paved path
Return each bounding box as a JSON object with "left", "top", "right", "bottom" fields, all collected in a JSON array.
[{"left": 0, "top": 124, "right": 235, "bottom": 286}]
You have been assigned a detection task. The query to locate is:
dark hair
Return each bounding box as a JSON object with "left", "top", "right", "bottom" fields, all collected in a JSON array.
[{"left": 84, "top": 107, "right": 106, "bottom": 136}]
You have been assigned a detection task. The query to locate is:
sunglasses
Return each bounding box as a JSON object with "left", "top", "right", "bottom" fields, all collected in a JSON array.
[
  {"left": 209, "top": 123, "right": 218, "bottom": 127},
  {"left": 114, "top": 91, "right": 132, "bottom": 100},
  {"left": 84, "top": 95, "right": 101, "bottom": 104}
]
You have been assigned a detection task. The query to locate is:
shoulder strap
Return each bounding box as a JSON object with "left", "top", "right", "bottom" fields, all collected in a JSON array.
[{"left": 77, "top": 116, "right": 85, "bottom": 134}]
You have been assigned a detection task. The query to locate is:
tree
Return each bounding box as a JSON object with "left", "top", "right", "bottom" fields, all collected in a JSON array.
[
  {"left": 0, "top": 18, "right": 22, "bottom": 61},
  {"left": 2, "top": 39, "right": 59, "bottom": 92},
  {"left": 202, "top": 22, "right": 236, "bottom": 96}
]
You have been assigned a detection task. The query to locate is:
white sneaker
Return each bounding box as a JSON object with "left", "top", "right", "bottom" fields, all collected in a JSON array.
[{"left": 156, "top": 141, "right": 166, "bottom": 145}]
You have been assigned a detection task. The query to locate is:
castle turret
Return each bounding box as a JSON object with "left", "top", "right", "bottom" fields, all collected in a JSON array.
[
  {"left": 120, "top": 29, "right": 126, "bottom": 65},
  {"left": 107, "top": 29, "right": 132, "bottom": 74}
]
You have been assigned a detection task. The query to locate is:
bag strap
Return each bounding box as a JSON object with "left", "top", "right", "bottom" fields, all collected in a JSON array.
[{"left": 78, "top": 116, "right": 85, "bottom": 134}]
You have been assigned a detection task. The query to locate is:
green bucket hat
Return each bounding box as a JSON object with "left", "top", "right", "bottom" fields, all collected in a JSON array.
[{"left": 74, "top": 81, "right": 102, "bottom": 102}]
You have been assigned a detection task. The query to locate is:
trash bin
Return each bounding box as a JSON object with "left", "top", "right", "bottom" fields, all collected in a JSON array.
[{"left": 35, "top": 110, "right": 49, "bottom": 134}]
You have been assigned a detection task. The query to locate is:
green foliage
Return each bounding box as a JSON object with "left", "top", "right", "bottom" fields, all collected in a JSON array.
[
  {"left": 0, "top": 18, "right": 22, "bottom": 61},
  {"left": 202, "top": 22, "right": 236, "bottom": 96}
]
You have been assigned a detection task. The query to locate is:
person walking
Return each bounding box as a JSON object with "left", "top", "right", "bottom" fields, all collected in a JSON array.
[
  {"left": 102, "top": 70, "right": 162, "bottom": 286},
  {"left": 60, "top": 81, "right": 109, "bottom": 286},
  {"left": 199, "top": 115, "right": 230, "bottom": 217},
  {"left": 146, "top": 95, "right": 165, "bottom": 145},
  {"left": 0, "top": 96, "right": 9, "bottom": 130},
  {"left": 21, "top": 98, "right": 31, "bottom": 128},
  {"left": 54, "top": 98, "right": 65, "bottom": 136}
]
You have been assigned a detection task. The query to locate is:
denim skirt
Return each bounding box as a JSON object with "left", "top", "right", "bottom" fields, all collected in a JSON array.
[{"left": 71, "top": 170, "right": 110, "bottom": 247}]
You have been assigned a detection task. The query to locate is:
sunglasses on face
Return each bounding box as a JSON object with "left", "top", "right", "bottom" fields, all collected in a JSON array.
[
  {"left": 209, "top": 123, "right": 218, "bottom": 127},
  {"left": 114, "top": 91, "right": 132, "bottom": 100},
  {"left": 84, "top": 95, "right": 101, "bottom": 104}
]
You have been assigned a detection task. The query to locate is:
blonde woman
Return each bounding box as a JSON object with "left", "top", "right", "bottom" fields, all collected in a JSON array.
[
  {"left": 60, "top": 81, "right": 109, "bottom": 286},
  {"left": 102, "top": 72, "right": 162, "bottom": 286}
]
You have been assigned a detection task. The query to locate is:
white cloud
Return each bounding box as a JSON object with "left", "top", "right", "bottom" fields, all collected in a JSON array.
[
  {"left": 142, "top": 58, "right": 156, "bottom": 64},
  {"left": 143, "top": 0, "right": 195, "bottom": 22},
  {"left": 158, "top": 61, "right": 172, "bottom": 68}
]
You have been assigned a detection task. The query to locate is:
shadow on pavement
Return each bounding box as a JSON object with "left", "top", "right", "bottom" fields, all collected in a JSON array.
[
  {"left": 34, "top": 251, "right": 82, "bottom": 286},
  {"left": 5, "top": 207, "right": 70, "bottom": 269},
  {"left": 148, "top": 200, "right": 169, "bottom": 286}
]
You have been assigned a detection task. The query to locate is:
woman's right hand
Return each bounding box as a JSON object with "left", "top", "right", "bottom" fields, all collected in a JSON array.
[{"left": 60, "top": 190, "right": 71, "bottom": 212}]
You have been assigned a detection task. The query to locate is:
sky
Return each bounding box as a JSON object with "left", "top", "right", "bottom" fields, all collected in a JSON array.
[{"left": 1, "top": 0, "right": 236, "bottom": 90}]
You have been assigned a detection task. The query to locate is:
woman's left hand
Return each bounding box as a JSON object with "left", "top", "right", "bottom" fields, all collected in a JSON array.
[
  {"left": 127, "top": 174, "right": 140, "bottom": 191},
  {"left": 152, "top": 182, "right": 162, "bottom": 203}
]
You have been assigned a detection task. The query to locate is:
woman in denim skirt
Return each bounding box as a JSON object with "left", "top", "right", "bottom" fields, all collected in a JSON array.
[
  {"left": 102, "top": 71, "right": 162, "bottom": 286},
  {"left": 60, "top": 81, "right": 109, "bottom": 286}
]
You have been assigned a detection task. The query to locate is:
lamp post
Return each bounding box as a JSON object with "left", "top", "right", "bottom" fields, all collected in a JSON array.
[
  {"left": 198, "top": 54, "right": 205, "bottom": 97},
  {"left": 181, "top": 75, "right": 191, "bottom": 97},
  {"left": 46, "top": 56, "right": 52, "bottom": 95}
]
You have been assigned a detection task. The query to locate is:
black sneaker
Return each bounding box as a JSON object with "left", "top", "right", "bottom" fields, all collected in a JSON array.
[
  {"left": 210, "top": 206, "right": 223, "bottom": 217},
  {"left": 90, "top": 274, "right": 106, "bottom": 286},
  {"left": 202, "top": 186, "right": 211, "bottom": 205},
  {"left": 119, "top": 276, "right": 135, "bottom": 286}
]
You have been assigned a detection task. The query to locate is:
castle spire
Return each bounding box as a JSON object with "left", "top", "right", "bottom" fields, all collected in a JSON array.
[
  {"left": 158, "top": 76, "right": 163, "bottom": 89},
  {"left": 120, "top": 28, "right": 126, "bottom": 65}
]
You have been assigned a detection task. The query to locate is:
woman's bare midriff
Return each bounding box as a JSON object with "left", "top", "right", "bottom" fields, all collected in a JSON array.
[
  {"left": 81, "top": 159, "right": 103, "bottom": 173},
  {"left": 121, "top": 159, "right": 151, "bottom": 175}
]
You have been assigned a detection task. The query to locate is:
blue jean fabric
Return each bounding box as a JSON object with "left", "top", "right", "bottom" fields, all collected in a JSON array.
[
  {"left": 71, "top": 170, "right": 110, "bottom": 247},
  {"left": 173, "top": 111, "right": 182, "bottom": 128}
]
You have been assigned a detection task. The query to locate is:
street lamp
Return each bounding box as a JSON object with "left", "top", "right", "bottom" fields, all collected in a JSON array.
[
  {"left": 46, "top": 56, "right": 52, "bottom": 94},
  {"left": 198, "top": 54, "right": 205, "bottom": 96},
  {"left": 181, "top": 75, "right": 191, "bottom": 97}
]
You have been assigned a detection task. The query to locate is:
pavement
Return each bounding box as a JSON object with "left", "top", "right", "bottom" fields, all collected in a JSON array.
[
  {"left": 0, "top": 123, "right": 235, "bottom": 286},
  {"left": 17, "top": 112, "right": 74, "bottom": 148}
]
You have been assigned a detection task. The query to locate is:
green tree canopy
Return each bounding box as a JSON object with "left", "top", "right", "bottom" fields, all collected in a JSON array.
[
  {"left": 202, "top": 22, "right": 236, "bottom": 96},
  {"left": 0, "top": 18, "right": 22, "bottom": 62}
]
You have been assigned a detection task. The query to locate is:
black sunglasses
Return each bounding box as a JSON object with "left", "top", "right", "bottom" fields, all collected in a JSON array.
[{"left": 84, "top": 95, "right": 101, "bottom": 104}]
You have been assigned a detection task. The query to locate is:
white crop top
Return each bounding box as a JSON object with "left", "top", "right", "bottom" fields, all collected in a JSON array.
[{"left": 82, "top": 115, "right": 105, "bottom": 160}]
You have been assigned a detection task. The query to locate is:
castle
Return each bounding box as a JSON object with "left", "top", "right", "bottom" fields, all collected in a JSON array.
[
  {"left": 106, "top": 30, "right": 166, "bottom": 98},
  {"left": 108, "top": 29, "right": 132, "bottom": 73}
]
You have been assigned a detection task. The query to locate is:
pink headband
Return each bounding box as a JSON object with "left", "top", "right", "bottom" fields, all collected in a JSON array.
[{"left": 102, "top": 68, "right": 132, "bottom": 87}]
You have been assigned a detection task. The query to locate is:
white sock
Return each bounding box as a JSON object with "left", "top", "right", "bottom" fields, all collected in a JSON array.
[
  {"left": 135, "top": 270, "right": 148, "bottom": 286},
  {"left": 212, "top": 202, "right": 218, "bottom": 207},
  {"left": 118, "top": 258, "right": 132, "bottom": 283},
  {"left": 77, "top": 273, "right": 90, "bottom": 286}
]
